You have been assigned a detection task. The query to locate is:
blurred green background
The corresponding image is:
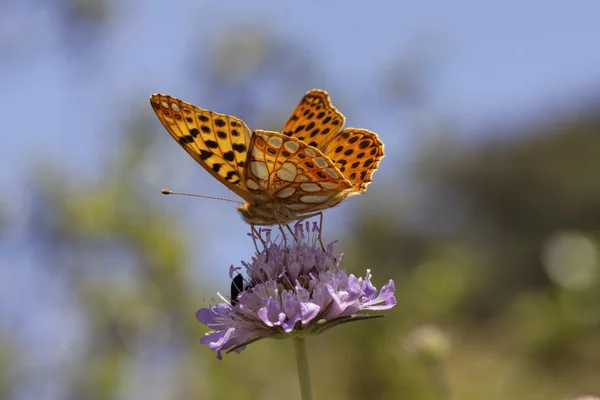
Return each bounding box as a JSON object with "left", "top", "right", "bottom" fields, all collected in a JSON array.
[{"left": 2, "top": 1, "right": 600, "bottom": 399}]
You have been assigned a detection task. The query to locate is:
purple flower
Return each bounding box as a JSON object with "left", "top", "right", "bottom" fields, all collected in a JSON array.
[{"left": 196, "top": 222, "right": 396, "bottom": 359}]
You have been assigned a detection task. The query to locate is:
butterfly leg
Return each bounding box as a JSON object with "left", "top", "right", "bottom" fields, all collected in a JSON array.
[
  {"left": 275, "top": 223, "right": 290, "bottom": 266},
  {"left": 311, "top": 212, "right": 336, "bottom": 262},
  {"left": 272, "top": 212, "right": 290, "bottom": 265},
  {"left": 250, "top": 224, "right": 260, "bottom": 253},
  {"left": 251, "top": 224, "right": 268, "bottom": 254},
  {"left": 277, "top": 224, "right": 289, "bottom": 248},
  {"left": 287, "top": 212, "right": 326, "bottom": 252},
  {"left": 285, "top": 223, "right": 297, "bottom": 241},
  {"left": 316, "top": 211, "right": 326, "bottom": 252}
]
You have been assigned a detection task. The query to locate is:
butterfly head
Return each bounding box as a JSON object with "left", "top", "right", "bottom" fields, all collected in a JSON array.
[{"left": 237, "top": 202, "right": 298, "bottom": 226}]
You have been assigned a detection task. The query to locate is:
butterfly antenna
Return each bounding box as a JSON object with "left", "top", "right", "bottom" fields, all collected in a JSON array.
[{"left": 161, "top": 189, "right": 243, "bottom": 205}]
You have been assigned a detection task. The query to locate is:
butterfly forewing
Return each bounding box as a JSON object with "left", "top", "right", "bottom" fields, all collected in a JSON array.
[
  {"left": 323, "top": 128, "right": 384, "bottom": 192},
  {"left": 150, "top": 94, "right": 254, "bottom": 202},
  {"left": 246, "top": 130, "right": 352, "bottom": 213},
  {"left": 281, "top": 89, "right": 346, "bottom": 150}
]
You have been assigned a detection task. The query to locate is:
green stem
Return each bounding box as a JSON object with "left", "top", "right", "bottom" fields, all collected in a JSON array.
[
  {"left": 292, "top": 337, "right": 313, "bottom": 400},
  {"left": 429, "top": 360, "right": 452, "bottom": 400}
]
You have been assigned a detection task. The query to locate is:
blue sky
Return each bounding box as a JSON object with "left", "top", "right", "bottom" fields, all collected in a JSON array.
[{"left": 2, "top": 2, "right": 600, "bottom": 387}]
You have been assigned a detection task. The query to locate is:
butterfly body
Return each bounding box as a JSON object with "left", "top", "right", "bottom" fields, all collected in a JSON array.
[
  {"left": 237, "top": 200, "right": 298, "bottom": 226},
  {"left": 150, "top": 90, "right": 384, "bottom": 226}
]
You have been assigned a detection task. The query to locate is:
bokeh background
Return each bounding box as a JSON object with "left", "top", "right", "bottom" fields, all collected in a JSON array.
[{"left": 2, "top": 1, "right": 600, "bottom": 399}]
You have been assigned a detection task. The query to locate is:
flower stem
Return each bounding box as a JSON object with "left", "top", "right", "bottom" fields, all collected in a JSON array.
[
  {"left": 292, "top": 337, "right": 313, "bottom": 400},
  {"left": 429, "top": 360, "right": 453, "bottom": 400}
]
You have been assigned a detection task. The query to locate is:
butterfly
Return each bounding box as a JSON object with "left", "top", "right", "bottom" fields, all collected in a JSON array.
[{"left": 150, "top": 89, "right": 384, "bottom": 228}]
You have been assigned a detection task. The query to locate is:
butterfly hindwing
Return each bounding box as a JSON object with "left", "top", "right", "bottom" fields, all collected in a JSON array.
[
  {"left": 150, "top": 94, "right": 254, "bottom": 202},
  {"left": 322, "top": 128, "right": 385, "bottom": 192},
  {"left": 246, "top": 130, "right": 352, "bottom": 213}
]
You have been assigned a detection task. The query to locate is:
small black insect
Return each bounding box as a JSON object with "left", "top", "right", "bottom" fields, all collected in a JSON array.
[{"left": 230, "top": 274, "right": 244, "bottom": 306}]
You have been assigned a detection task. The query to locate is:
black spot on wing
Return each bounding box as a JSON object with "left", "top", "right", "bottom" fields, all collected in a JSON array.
[
  {"left": 200, "top": 150, "right": 213, "bottom": 160},
  {"left": 233, "top": 144, "right": 247, "bottom": 153},
  {"left": 206, "top": 140, "right": 219, "bottom": 149},
  {"left": 224, "top": 151, "right": 235, "bottom": 162}
]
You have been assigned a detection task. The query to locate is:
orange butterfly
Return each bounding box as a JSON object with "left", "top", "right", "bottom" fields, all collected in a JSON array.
[{"left": 150, "top": 89, "right": 384, "bottom": 227}]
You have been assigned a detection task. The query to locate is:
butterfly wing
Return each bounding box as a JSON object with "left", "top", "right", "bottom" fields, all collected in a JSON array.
[
  {"left": 150, "top": 94, "right": 255, "bottom": 203},
  {"left": 322, "top": 128, "right": 385, "bottom": 192},
  {"left": 281, "top": 90, "right": 385, "bottom": 194},
  {"left": 281, "top": 89, "right": 346, "bottom": 150},
  {"left": 246, "top": 130, "right": 352, "bottom": 213}
]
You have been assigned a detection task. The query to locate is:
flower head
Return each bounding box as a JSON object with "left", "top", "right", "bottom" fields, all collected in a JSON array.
[{"left": 197, "top": 222, "right": 396, "bottom": 359}]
